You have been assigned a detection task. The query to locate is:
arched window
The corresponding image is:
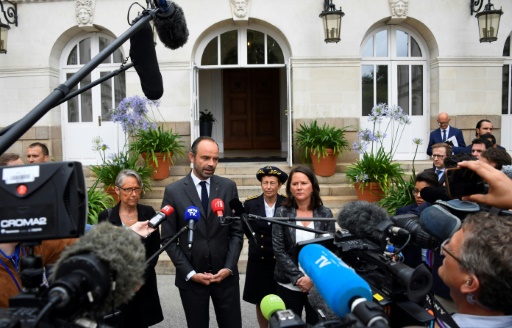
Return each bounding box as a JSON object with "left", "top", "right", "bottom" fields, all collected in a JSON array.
[
  {"left": 361, "top": 26, "right": 428, "bottom": 116},
  {"left": 61, "top": 32, "right": 127, "bottom": 164},
  {"left": 62, "top": 33, "right": 126, "bottom": 123},
  {"left": 198, "top": 26, "right": 286, "bottom": 68}
]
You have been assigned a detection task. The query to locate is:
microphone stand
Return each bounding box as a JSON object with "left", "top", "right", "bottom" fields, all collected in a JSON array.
[
  {"left": 0, "top": 8, "right": 159, "bottom": 154},
  {"left": 250, "top": 215, "right": 336, "bottom": 222},
  {"left": 145, "top": 225, "right": 187, "bottom": 266},
  {"left": 226, "top": 215, "right": 329, "bottom": 235},
  {"left": 239, "top": 213, "right": 258, "bottom": 246}
]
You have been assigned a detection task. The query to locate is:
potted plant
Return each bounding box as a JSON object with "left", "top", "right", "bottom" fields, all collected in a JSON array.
[
  {"left": 87, "top": 180, "right": 116, "bottom": 225},
  {"left": 345, "top": 104, "right": 410, "bottom": 202},
  {"left": 295, "top": 120, "right": 351, "bottom": 177},
  {"left": 199, "top": 109, "right": 216, "bottom": 137},
  {"left": 129, "top": 125, "right": 186, "bottom": 180},
  {"left": 378, "top": 138, "right": 423, "bottom": 214}
]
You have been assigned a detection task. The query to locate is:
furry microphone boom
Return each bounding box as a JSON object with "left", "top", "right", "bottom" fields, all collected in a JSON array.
[
  {"left": 129, "top": 22, "right": 164, "bottom": 100},
  {"left": 153, "top": 1, "right": 189, "bottom": 50},
  {"left": 48, "top": 222, "right": 146, "bottom": 315},
  {"left": 337, "top": 201, "right": 390, "bottom": 238},
  {"left": 337, "top": 201, "right": 406, "bottom": 250}
]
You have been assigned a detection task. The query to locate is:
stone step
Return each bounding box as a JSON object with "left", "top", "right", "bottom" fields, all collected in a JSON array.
[{"left": 86, "top": 162, "right": 433, "bottom": 180}]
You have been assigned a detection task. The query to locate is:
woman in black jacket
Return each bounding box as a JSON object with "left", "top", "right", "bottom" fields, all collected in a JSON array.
[
  {"left": 243, "top": 166, "right": 288, "bottom": 328},
  {"left": 98, "top": 169, "right": 163, "bottom": 328},
  {"left": 272, "top": 166, "right": 335, "bottom": 325}
]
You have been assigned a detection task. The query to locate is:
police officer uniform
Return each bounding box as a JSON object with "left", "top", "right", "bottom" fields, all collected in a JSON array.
[{"left": 242, "top": 166, "right": 288, "bottom": 305}]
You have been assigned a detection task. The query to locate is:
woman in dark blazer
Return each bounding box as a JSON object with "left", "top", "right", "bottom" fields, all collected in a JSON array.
[
  {"left": 272, "top": 166, "right": 335, "bottom": 325},
  {"left": 243, "top": 166, "right": 288, "bottom": 328},
  {"left": 98, "top": 169, "right": 163, "bottom": 328}
]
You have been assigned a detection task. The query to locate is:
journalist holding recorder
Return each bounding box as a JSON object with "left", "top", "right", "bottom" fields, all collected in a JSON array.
[{"left": 272, "top": 166, "right": 335, "bottom": 325}]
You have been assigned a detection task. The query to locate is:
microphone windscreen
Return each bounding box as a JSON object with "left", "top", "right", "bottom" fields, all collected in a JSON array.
[
  {"left": 419, "top": 205, "right": 461, "bottom": 242},
  {"left": 153, "top": 2, "right": 189, "bottom": 50},
  {"left": 129, "top": 22, "right": 163, "bottom": 100},
  {"left": 420, "top": 187, "right": 450, "bottom": 204},
  {"left": 229, "top": 198, "right": 245, "bottom": 216},
  {"left": 308, "top": 286, "right": 341, "bottom": 321},
  {"left": 336, "top": 201, "right": 389, "bottom": 240},
  {"left": 50, "top": 222, "right": 146, "bottom": 314},
  {"left": 161, "top": 205, "right": 174, "bottom": 216},
  {"left": 211, "top": 198, "right": 224, "bottom": 213},
  {"left": 299, "top": 244, "right": 372, "bottom": 318},
  {"left": 260, "top": 294, "right": 286, "bottom": 320},
  {"left": 184, "top": 206, "right": 200, "bottom": 222}
]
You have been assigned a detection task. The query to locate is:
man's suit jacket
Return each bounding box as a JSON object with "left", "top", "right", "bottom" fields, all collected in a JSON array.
[
  {"left": 426, "top": 126, "right": 466, "bottom": 155},
  {"left": 424, "top": 167, "right": 446, "bottom": 186},
  {"left": 160, "top": 172, "right": 243, "bottom": 289}
]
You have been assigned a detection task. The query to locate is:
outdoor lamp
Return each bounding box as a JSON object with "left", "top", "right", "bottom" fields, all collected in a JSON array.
[
  {"left": 471, "top": 0, "right": 503, "bottom": 43},
  {"left": 319, "top": 0, "right": 344, "bottom": 43},
  {"left": 0, "top": 0, "right": 18, "bottom": 54}
]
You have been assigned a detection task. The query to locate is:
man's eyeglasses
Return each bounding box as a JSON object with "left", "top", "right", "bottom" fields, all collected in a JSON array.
[
  {"left": 431, "top": 154, "right": 446, "bottom": 159},
  {"left": 437, "top": 121, "right": 450, "bottom": 125},
  {"left": 412, "top": 188, "right": 422, "bottom": 195},
  {"left": 262, "top": 181, "right": 278, "bottom": 187},
  {"left": 440, "top": 239, "right": 462, "bottom": 264},
  {"left": 119, "top": 187, "right": 142, "bottom": 194}
]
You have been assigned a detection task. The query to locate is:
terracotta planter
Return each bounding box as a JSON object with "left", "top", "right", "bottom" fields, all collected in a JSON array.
[
  {"left": 104, "top": 185, "right": 119, "bottom": 203},
  {"left": 142, "top": 152, "right": 171, "bottom": 180},
  {"left": 310, "top": 149, "right": 337, "bottom": 177},
  {"left": 354, "top": 181, "right": 384, "bottom": 203}
]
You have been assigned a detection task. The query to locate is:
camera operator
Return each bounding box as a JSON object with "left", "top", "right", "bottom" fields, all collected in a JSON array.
[
  {"left": 0, "top": 238, "right": 76, "bottom": 307},
  {"left": 436, "top": 212, "right": 512, "bottom": 327},
  {"left": 0, "top": 221, "right": 156, "bottom": 308}
]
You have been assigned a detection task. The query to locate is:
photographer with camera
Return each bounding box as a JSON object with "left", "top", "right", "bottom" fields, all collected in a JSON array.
[{"left": 436, "top": 211, "right": 512, "bottom": 327}]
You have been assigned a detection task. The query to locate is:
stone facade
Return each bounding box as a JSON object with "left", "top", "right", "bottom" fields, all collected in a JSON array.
[{"left": 0, "top": 0, "right": 510, "bottom": 160}]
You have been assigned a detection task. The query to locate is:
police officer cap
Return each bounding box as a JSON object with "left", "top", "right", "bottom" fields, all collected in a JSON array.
[{"left": 256, "top": 166, "right": 288, "bottom": 184}]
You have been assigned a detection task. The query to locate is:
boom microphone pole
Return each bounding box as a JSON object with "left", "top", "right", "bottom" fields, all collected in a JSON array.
[
  {"left": 145, "top": 225, "right": 187, "bottom": 266},
  {"left": 0, "top": 9, "right": 158, "bottom": 154},
  {"left": 246, "top": 214, "right": 330, "bottom": 235}
]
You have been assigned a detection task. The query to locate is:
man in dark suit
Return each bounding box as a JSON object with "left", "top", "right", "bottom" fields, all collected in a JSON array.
[
  {"left": 160, "top": 136, "right": 243, "bottom": 328},
  {"left": 426, "top": 112, "right": 465, "bottom": 155},
  {"left": 455, "top": 119, "right": 505, "bottom": 154},
  {"left": 425, "top": 143, "right": 452, "bottom": 185}
]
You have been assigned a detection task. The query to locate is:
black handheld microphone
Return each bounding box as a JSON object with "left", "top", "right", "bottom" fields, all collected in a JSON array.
[
  {"left": 184, "top": 206, "right": 200, "bottom": 249},
  {"left": 229, "top": 198, "right": 257, "bottom": 246},
  {"left": 148, "top": 205, "right": 174, "bottom": 228},
  {"left": 129, "top": 21, "right": 164, "bottom": 100},
  {"left": 153, "top": 0, "right": 189, "bottom": 50}
]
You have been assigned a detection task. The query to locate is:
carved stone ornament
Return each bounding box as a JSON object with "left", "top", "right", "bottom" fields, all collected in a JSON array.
[
  {"left": 388, "top": 0, "right": 408, "bottom": 24},
  {"left": 231, "top": 0, "right": 251, "bottom": 24},
  {"left": 76, "top": 0, "right": 96, "bottom": 29}
]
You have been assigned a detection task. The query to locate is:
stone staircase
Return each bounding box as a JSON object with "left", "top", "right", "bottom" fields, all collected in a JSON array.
[{"left": 85, "top": 160, "right": 433, "bottom": 274}]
